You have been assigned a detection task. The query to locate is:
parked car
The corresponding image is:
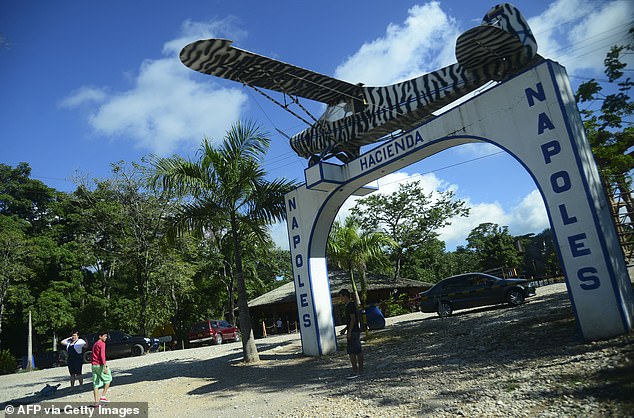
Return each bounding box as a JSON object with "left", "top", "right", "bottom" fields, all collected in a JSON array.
[
  {"left": 188, "top": 320, "right": 241, "bottom": 346},
  {"left": 418, "top": 272, "right": 536, "bottom": 317},
  {"left": 82, "top": 330, "right": 156, "bottom": 363}
]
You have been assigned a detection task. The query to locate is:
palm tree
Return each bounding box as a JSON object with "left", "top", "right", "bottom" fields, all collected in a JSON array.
[
  {"left": 148, "top": 121, "right": 298, "bottom": 363},
  {"left": 327, "top": 217, "right": 396, "bottom": 308}
]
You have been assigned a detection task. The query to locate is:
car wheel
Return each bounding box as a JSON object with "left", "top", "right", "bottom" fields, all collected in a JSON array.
[
  {"left": 82, "top": 351, "right": 92, "bottom": 363},
  {"left": 507, "top": 289, "right": 525, "bottom": 306},
  {"left": 234, "top": 332, "right": 241, "bottom": 342},
  {"left": 437, "top": 301, "right": 453, "bottom": 318},
  {"left": 214, "top": 333, "right": 223, "bottom": 345},
  {"left": 131, "top": 344, "right": 145, "bottom": 356}
]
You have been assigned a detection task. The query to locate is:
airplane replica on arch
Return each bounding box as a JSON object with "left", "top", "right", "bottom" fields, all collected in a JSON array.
[
  {"left": 181, "top": 3, "right": 634, "bottom": 356},
  {"left": 180, "top": 4, "right": 538, "bottom": 166}
]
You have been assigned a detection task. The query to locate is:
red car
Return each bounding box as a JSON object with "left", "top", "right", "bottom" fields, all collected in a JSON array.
[{"left": 187, "top": 320, "right": 241, "bottom": 346}]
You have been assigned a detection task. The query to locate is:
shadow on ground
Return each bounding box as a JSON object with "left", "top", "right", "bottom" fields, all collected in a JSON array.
[{"left": 3, "top": 287, "right": 632, "bottom": 416}]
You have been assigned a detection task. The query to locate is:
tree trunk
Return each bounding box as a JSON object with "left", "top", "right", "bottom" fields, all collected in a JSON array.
[
  {"left": 392, "top": 248, "right": 403, "bottom": 280},
  {"left": 27, "top": 310, "right": 33, "bottom": 371},
  {"left": 348, "top": 270, "right": 362, "bottom": 308},
  {"left": 0, "top": 299, "right": 4, "bottom": 350},
  {"left": 138, "top": 269, "right": 149, "bottom": 336},
  {"left": 360, "top": 270, "right": 368, "bottom": 306},
  {"left": 231, "top": 218, "right": 259, "bottom": 363},
  {"left": 0, "top": 276, "right": 9, "bottom": 349},
  {"left": 225, "top": 263, "right": 236, "bottom": 325}
]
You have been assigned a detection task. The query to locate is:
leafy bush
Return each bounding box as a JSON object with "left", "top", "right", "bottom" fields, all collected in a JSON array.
[
  {"left": 379, "top": 293, "right": 412, "bottom": 317},
  {"left": 0, "top": 349, "right": 16, "bottom": 375}
]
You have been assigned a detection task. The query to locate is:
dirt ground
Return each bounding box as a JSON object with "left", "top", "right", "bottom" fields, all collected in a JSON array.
[{"left": 0, "top": 282, "right": 632, "bottom": 417}]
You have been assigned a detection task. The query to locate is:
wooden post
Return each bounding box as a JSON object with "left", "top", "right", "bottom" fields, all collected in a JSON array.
[{"left": 262, "top": 321, "right": 267, "bottom": 338}]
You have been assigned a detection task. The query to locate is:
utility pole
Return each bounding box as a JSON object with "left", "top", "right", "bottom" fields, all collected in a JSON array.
[{"left": 27, "top": 310, "right": 33, "bottom": 371}]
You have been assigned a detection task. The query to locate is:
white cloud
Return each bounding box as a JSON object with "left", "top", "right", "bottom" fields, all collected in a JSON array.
[
  {"left": 438, "top": 189, "right": 549, "bottom": 250},
  {"left": 453, "top": 142, "right": 503, "bottom": 159},
  {"left": 334, "top": 171, "right": 450, "bottom": 225},
  {"left": 269, "top": 171, "right": 448, "bottom": 250},
  {"left": 270, "top": 171, "right": 549, "bottom": 252},
  {"left": 334, "top": 1, "right": 460, "bottom": 85},
  {"left": 59, "top": 86, "right": 107, "bottom": 107},
  {"left": 438, "top": 201, "right": 509, "bottom": 248},
  {"left": 162, "top": 17, "right": 246, "bottom": 57},
  {"left": 507, "top": 189, "right": 550, "bottom": 234},
  {"left": 63, "top": 17, "right": 249, "bottom": 155},
  {"left": 529, "top": 0, "right": 634, "bottom": 74}
]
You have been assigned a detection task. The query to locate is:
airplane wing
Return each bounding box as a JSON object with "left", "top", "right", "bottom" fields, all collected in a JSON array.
[{"left": 180, "top": 39, "right": 364, "bottom": 105}]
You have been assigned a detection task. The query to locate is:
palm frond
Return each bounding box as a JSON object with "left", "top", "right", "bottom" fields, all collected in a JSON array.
[
  {"left": 223, "top": 120, "right": 270, "bottom": 162},
  {"left": 147, "top": 154, "right": 210, "bottom": 198},
  {"left": 165, "top": 199, "right": 226, "bottom": 242},
  {"left": 248, "top": 177, "right": 299, "bottom": 224}
]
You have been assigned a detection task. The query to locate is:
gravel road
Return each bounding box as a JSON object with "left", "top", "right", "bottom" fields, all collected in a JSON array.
[{"left": 1, "top": 282, "right": 632, "bottom": 417}]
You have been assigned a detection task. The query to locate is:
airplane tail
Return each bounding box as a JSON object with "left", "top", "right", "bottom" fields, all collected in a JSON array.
[{"left": 456, "top": 3, "right": 538, "bottom": 80}]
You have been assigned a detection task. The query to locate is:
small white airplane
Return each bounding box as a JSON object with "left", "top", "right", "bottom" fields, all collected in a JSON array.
[{"left": 180, "top": 3, "right": 540, "bottom": 165}]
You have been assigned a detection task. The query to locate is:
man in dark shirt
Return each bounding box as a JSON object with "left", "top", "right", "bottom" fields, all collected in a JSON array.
[{"left": 339, "top": 289, "right": 363, "bottom": 377}]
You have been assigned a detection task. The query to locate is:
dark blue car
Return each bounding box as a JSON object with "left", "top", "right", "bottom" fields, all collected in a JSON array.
[
  {"left": 419, "top": 272, "right": 536, "bottom": 317},
  {"left": 81, "top": 330, "right": 157, "bottom": 362}
]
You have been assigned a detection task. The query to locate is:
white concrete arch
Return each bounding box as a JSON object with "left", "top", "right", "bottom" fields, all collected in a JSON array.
[{"left": 285, "top": 60, "right": 634, "bottom": 356}]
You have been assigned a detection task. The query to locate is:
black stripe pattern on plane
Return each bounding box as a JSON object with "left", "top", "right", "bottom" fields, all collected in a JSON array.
[
  {"left": 289, "top": 2, "right": 540, "bottom": 160},
  {"left": 180, "top": 3, "right": 539, "bottom": 164},
  {"left": 180, "top": 39, "right": 364, "bottom": 105},
  {"left": 455, "top": 3, "right": 537, "bottom": 77},
  {"left": 289, "top": 62, "right": 494, "bottom": 159}
]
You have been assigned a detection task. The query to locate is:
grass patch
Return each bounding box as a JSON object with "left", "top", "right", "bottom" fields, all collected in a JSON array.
[{"left": 503, "top": 380, "right": 521, "bottom": 392}]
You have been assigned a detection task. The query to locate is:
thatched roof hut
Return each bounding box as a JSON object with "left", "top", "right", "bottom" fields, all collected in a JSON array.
[{"left": 248, "top": 270, "right": 431, "bottom": 337}]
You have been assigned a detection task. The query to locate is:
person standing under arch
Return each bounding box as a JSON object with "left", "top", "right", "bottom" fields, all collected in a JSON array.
[{"left": 339, "top": 289, "right": 363, "bottom": 378}]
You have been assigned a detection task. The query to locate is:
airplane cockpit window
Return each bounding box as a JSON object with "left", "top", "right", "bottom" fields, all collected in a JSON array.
[
  {"left": 321, "top": 97, "right": 365, "bottom": 122},
  {"left": 321, "top": 100, "right": 351, "bottom": 122}
]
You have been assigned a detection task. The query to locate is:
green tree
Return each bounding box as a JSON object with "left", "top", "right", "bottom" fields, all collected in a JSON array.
[
  {"left": 351, "top": 180, "right": 469, "bottom": 279},
  {"left": 401, "top": 239, "right": 481, "bottom": 283},
  {"left": 240, "top": 236, "right": 290, "bottom": 298},
  {"left": 0, "top": 163, "right": 57, "bottom": 234},
  {"left": 71, "top": 162, "right": 175, "bottom": 334},
  {"left": 32, "top": 282, "right": 76, "bottom": 334},
  {"left": 443, "top": 246, "right": 480, "bottom": 277},
  {"left": 466, "top": 223, "right": 522, "bottom": 272},
  {"left": 575, "top": 29, "right": 634, "bottom": 243},
  {"left": 522, "top": 229, "right": 560, "bottom": 279},
  {"left": 148, "top": 121, "right": 298, "bottom": 363},
  {"left": 327, "top": 217, "right": 396, "bottom": 306},
  {"left": 0, "top": 215, "right": 32, "bottom": 349}
]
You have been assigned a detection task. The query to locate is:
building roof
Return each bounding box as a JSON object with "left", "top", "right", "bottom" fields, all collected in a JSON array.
[{"left": 248, "top": 270, "right": 431, "bottom": 307}]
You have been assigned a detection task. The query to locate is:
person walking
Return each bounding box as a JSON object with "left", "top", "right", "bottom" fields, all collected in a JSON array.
[
  {"left": 339, "top": 289, "right": 363, "bottom": 378},
  {"left": 91, "top": 331, "right": 112, "bottom": 406},
  {"left": 60, "top": 331, "right": 86, "bottom": 387}
]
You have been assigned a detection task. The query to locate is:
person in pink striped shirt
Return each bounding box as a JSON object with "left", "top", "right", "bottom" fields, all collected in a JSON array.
[{"left": 91, "top": 331, "right": 112, "bottom": 406}]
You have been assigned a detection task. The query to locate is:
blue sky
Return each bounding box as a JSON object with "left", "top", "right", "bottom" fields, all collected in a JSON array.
[{"left": 1, "top": 0, "right": 632, "bottom": 250}]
